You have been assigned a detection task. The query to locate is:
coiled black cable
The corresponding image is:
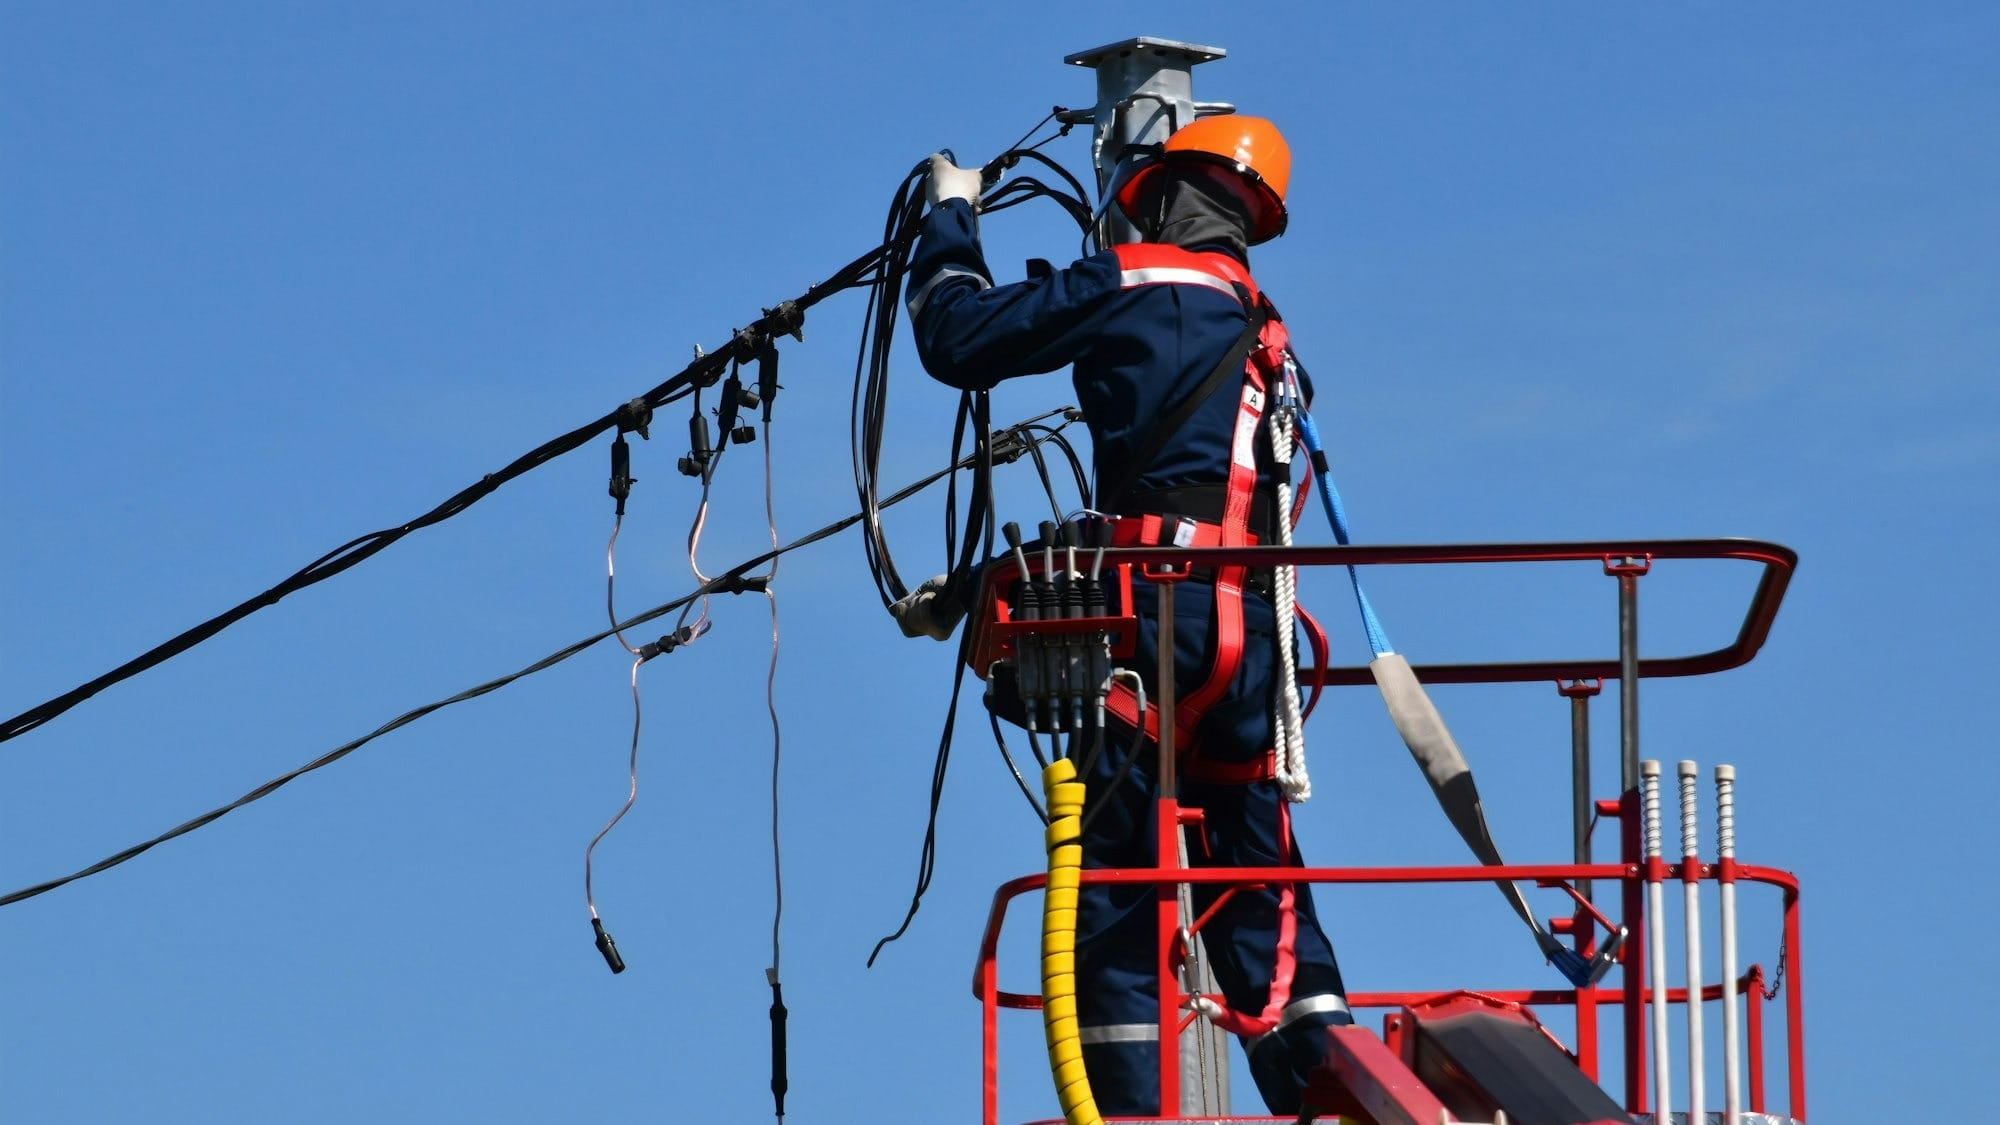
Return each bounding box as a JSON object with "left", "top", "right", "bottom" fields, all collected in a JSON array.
[{"left": 848, "top": 137, "right": 1098, "bottom": 619}]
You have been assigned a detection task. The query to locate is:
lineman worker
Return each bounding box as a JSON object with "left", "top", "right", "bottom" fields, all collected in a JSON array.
[{"left": 903, "top": 117, "right": 1354, "bottom": 1116}]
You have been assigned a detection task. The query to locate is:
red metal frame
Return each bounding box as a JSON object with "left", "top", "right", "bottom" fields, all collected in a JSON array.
[
  {"left": 969, "top": 537, "right": 1795, "bottom": 686},
  {"left": 966, "top": 538, "right": 1805, "bottom": 1123},
  {"left": 974, "top": 856, "right": 1806, "bottom": 1124}
]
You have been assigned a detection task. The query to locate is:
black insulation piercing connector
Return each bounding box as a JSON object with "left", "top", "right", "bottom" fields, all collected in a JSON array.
[
  {"left": 712, "top": 573, "right": 771, "bottom": 596},
  {"left": 615, "top": 397, "right": 654, "bottom": 440}
]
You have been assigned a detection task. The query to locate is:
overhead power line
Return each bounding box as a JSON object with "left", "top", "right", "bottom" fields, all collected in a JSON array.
[
  {"left": 0, "top": 412, "right": 1079, "bottom": 909},
  {"left": 1, "top": 245, "right": 890, "bottom": 745}
]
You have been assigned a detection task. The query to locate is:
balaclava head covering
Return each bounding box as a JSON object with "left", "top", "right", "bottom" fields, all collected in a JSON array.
[{"left": 1135, "top": 165, "right": 1257, "bottom": 262}]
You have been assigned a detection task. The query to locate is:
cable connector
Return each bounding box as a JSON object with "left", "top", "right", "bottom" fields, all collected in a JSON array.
[
  {"left": 592, "top": 917, "right": 627, "bottom": 974},
  {"left": 711, "top": 573, "right": 772, "bottom": 596},
  {"left": 614, "top": 398, "right": 653, "bottom": 440},
  {"left": 609, "top": 435, "right": 636, "bottom": 516},
  {"left": 767, "top": 969, "right": 789, "bottom": 1120},
  {"left": 987, "top": 427, "right": 1030, "bottom": 466},
  {"left": 716, "top": 372, "right": 761, "bottom": 450},
  {"left": 678, "top": 410, "right": 713, "bottom": 477},
  {"left": 755, "top": 342, "right": 780, "bottom": 423},
  {"left": 762, "top": 300, "right": 804, "bottom": 343},
  {"left": 639, "top": 620, "right": 711, "bottom": 661}
]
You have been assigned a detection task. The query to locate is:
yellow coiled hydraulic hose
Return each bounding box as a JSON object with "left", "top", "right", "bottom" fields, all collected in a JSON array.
[{"left": 1041, "top": 757, "right": 1102, "bottom": 1125}]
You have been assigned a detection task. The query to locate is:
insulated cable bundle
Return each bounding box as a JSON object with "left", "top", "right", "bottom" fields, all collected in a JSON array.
[
  {"left": 849, "top": 124, "right": 1099, "bottom": 618},
  {"left": 0, "top": 413, "right": 1082, "bottom": 909},
  {"left": 1, "top": 247, "right": 885, "bottom": 746}
]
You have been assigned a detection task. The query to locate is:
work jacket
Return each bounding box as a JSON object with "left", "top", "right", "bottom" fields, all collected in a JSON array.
[{"left": 908, "top": 199, "right": 1312, "bottom": 511}]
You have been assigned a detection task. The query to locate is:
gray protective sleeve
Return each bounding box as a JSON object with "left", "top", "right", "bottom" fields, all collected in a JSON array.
[{"left": 1370, "top": 653, "right": 1561, "bottom": 954}]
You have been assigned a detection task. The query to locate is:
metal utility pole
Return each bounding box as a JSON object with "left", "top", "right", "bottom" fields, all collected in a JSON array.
[
  {"left": 1061, "top": 36, "right": 1236, "bottom": 1115},
  {"left": 1062, "top": 37, "right": 1234, "bottom": 246}
]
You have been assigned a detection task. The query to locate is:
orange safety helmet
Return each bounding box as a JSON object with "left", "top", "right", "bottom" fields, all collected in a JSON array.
[{"left": 1114, "top": 114, "right": 1292, "bottom": 244}]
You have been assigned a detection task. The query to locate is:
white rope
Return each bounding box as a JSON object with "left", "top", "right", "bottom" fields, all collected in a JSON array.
[{"left": 1267, "top": 361, "right": 1310, "bottom": 802}]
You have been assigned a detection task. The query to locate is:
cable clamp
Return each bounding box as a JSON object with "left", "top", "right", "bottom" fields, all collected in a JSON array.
[
  {"left": 614, "top": 398, "right": 653, "bottom": 440},
  {"left": 987, "top": 428, "right": 1030, "bottom": 465},
  {"left": 711, "top": 573, "right": 772, "bottom": 597},
  {"left": 761, "top": 301, "right": 805, "bottom": 342}
]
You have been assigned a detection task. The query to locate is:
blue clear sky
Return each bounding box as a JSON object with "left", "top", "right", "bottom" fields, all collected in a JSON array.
[{"left": 4, "top": 4, "right": 1993, "bottom": 1122}]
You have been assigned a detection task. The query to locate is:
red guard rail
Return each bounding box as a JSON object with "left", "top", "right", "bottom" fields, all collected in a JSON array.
[
  {"left": 973, "top": 860, "right": 1805, "bottom": 1124},
  {"left": 965, "top": 537, "right": 1803, "bottom": 1124},
  {"left": 969, "top": 537, "right": 1796, "bottom": 686}
]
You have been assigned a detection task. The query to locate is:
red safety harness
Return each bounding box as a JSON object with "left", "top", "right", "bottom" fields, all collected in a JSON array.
[
  {"left": 1100, "top": 243, "right": 1309, "bottom": 785},
  {"left": 1097, "top": 244, "right": 1319, "bottom": 1040}
]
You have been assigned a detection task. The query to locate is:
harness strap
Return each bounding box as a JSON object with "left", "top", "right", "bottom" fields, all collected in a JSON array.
[
  {"left": 1101, "top": 511, "right": 1271, "bottom": 768},
  {"left": 1096, "top": 244, "right": 1273, "bottom": 513},
  {"left": 1172, "top": 369, "right": 1265, "bottom": 740},
  {"left": 1093, "top": 245, "right": 1310, "bottom": 1042},
  {"left": 1189, "top": 800, "right": 1300, "bottom": 1038}
]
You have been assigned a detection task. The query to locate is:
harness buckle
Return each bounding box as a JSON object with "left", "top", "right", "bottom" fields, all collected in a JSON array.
[{"left": 1140, "top": 517, "right": 1199, "bottom": 582}]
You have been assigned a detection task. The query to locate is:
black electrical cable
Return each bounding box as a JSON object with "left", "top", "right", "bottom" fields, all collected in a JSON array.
[
  {"left": 849, "top": 124, "right": 1100, "bottom": 622},
  {"left": 0, "top": 411, "right": 1081, "bottom": 910},
  {"left": 865, "top": 616, "right": 977, "bottom": 968},
  {"left": 1016, "top": 420, "right": 1077, "bottom": 534},
  {"left": 862, "top": 136, "right": 1107, "bottom": 955},
  {"left": 1, "top": 247, "right": 890, "bottom": 746},
  {"left": 849, "top": 158, "right": 929, "bottom": 609},
  {"left": 988, "top": 708, "right": 1048, "bottom": 824},
  {"left": 1018, "top": 419, "right": 1093, "bottom": 511}
]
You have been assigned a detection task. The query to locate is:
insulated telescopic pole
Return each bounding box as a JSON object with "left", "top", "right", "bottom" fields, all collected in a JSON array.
[
  {"left": 1678, "top": 760, "right": 1707, "bottom": 1124},
  {"left": 1717, "top": 764, "right": 1743, "bottom": 1125},
  {"left": 1642, "top": 760, "right": 1672, "bottom": 1125}
]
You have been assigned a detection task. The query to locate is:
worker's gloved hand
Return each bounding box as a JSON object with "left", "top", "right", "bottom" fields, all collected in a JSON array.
[
  {"left": 890, "top": 573, "right": 967, "bottom": 641},
  {"left": 926, "top": 154, "right": 983, "bottom": 210}
]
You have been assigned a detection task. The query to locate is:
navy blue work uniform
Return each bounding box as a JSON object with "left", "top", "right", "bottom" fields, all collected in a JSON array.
[{"left": 909, "top": 198, "right": 1353, "bottom": 1115}]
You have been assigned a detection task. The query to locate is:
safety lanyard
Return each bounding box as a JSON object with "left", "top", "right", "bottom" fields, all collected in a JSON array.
[{"left": 1282, "top": 364, "right": 1620, "bottom": 989}]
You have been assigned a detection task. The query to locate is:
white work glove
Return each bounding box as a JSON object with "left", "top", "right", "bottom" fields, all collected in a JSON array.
[
  {"left": 926, "top": 154, "right": 983, "bottom": 210},
  {"left": 889, "top": 573, "right": 968, "bottom": 641}
]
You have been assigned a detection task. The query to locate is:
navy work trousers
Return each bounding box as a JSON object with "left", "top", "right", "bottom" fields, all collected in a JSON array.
[{"left": 1072, "top": 579, "right": 1351, "bottom": 1115}]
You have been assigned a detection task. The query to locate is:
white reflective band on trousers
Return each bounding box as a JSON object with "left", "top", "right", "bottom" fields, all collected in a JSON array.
[
  {"left": 1244, "top": 993, "right": 1352, "bottom": 1054},
  {"left": 1116, "top": 265, "right": 1241, "bottom": 297},
  {"left": 906, "top": 266, "right": 991, "bottom": 317},
  {"left": 1075, "top": 1022, "right": 1161, "bottom": 1045},
  {"left": 1078, "top": 991, "right": 1351, "bottom": 1050}
]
